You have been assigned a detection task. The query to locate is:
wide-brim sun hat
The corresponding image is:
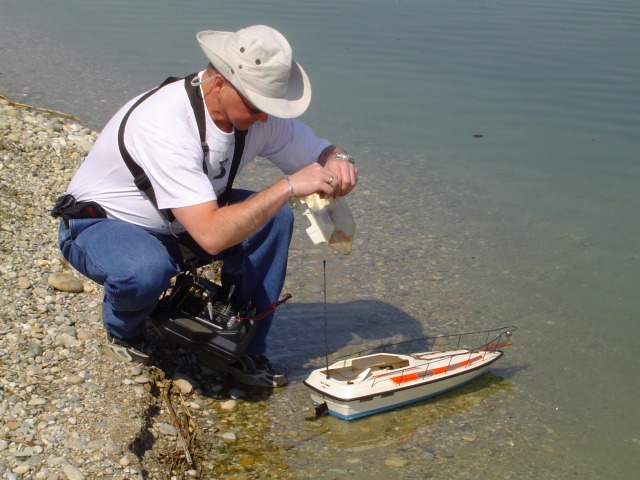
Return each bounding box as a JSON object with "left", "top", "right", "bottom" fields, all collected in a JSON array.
[{"left": 197, "top": 25, "right": 311, "bottom": 119}]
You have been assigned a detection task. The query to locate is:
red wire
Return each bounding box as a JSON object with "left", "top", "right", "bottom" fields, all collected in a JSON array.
[{"left": 234, "top": 293, "right": 292, "bottom": 322}]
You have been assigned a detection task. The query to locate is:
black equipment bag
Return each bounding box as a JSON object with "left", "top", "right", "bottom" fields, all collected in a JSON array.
[{"left": 149, "top": 272, "right": 259, "bottom": 363}]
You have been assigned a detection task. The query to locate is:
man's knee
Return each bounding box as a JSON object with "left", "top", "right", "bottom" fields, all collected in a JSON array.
[{"left": 104, "top": 257, "right": 176, "bottom": 312}]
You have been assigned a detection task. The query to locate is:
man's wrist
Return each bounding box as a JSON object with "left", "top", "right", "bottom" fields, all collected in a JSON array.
[
  {"left": 330, "top": 152, "right": 355, "bottom": 164},
  {"left": 284, "top": 176, "right": 296, "bottom": 209}
]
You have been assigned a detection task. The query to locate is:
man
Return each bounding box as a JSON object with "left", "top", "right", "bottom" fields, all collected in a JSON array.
[{"left": 55, "top": 25, "right": 358, "bottom": 387}]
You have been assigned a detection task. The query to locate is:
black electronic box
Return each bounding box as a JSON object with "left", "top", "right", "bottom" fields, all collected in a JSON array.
[{"left": 149, "top": 273, "right": 258, "bottom": 363}]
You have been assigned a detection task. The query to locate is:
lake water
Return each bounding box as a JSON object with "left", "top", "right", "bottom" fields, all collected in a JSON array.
[{"left": 2, "top": 0, "right": 639, "bottom": 478}]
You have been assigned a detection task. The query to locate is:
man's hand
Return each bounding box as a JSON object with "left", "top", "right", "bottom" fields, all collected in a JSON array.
[
  {"left": 287, "top": 162, "right": 337, "bottom": 199},
  {"left": 318, "top": 147, "right": 359, "bottom": 197}
]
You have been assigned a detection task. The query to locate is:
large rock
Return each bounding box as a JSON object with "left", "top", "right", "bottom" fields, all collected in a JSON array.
[{"left": 48, "top": 272, "right": 84, "bottom": 293}]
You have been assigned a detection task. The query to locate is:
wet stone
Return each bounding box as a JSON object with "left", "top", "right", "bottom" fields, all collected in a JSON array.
[
  {"left": 220, "top": 399, "right": 237, "bottom": 411},
  {"left": 384, "top": 456, "right": 409, "bottom": 468}
]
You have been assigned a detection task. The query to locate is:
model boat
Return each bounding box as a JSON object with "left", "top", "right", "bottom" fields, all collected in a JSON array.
[{"left": 304, "top": 326, "right": 515, "bottom": 420}]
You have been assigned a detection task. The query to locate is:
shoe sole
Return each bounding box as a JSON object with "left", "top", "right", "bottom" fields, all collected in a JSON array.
[
  {"left": 198, "top": 353, "right": 288, "bottom": 388},
  {"left": 102, "top": 343, "right": 151, "bottom": 366}
]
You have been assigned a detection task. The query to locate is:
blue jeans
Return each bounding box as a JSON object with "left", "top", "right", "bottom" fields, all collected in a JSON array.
[{"left": 57, "top": 190, "right": 294, "bottom": 356}]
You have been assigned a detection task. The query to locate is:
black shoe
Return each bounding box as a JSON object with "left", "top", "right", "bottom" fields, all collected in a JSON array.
[
  {"left": 201, "top": 353, "right": 288, "bottom": 388},
  {"left": 104, "top": 331, "right": 151, "bottom": 365}
]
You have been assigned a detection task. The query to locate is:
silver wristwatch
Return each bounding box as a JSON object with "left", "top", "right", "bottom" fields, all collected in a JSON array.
[{"left": 333, "top": 152, "right": 355, "bottom": 164}]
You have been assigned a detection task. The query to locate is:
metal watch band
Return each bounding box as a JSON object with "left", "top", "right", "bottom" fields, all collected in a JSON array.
[{"left": 332, "top": 152, "right": 355, "bottom": 164}]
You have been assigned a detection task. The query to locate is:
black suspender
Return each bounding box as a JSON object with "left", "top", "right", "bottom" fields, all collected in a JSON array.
[
  {"left": 181, "top": 73, "right": 210, "bottom": 173},
  {"left": 223, "top": 129, "right": 247, "bottom": 205},
  {"left": 117, "top": 73, "right": 247, "bottom": 222}
]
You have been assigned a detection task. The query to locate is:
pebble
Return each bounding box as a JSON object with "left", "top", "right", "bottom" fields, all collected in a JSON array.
[
  {"left": 12, "top": 463, "right": 31, "bottom": 475},
  {"left": 220, "top": 399, "right": 237, "bottom": 411},
  {"left": 156, "top": 423, "right": 177, "bottom": 436},
  {"left": 172, "top": 373, "right": 195, "bottom": 394},
  {"left": 104, "top": 439, "right": 122, "bottom": 456},
  {"left": 47, "top": 272, "right": 84, "bottom": 293},
  {"left": 384, "top": 455, "right": 410, "bottom": 468},
  {"left": 66, "top": 374, "right": 85, "bottom": 385},
  {"left": 221, "top": 432, "right": 237, "bottom": 443},
  {"left": 422, "top": 451, "right": 435, "bottom": 461},
  {"left": 61, "top": 464, "right": 85, "bottom": 480},
  {"left": 133, "top": 375, "right": 150, "bottom": 384}
]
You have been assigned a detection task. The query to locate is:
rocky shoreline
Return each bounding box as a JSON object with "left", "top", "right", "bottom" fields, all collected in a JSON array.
[{"left": 0, "top": 96, "right": 293, "bottom": 479}]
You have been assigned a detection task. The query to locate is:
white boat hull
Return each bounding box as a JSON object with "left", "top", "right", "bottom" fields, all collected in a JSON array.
[{"left": 304, "top": 349, "right": 504, "bottom": 420}]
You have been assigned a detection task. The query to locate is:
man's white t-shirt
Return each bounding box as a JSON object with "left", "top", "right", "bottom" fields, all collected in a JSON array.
[{"left": 68, "top": 72, "right": 330, "bottom": 234}]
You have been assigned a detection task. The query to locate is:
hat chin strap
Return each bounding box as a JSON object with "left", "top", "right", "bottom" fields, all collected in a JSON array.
[{"left": 191, "top": 75, "right": 215, "bottom": 87}]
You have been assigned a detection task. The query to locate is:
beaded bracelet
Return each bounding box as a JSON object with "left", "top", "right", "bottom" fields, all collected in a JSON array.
[{"left": 284, "top": 176, "right": 296, "bottom": 209}]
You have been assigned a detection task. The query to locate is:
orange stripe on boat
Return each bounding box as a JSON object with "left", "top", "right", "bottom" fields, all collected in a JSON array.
[
  {"left": 458, "top": 355, "right": 482, "bottom": 366},
  {"left": 390, "top": 355, "right": 484, "bottom": 384},
  {"left": 391, "top": 372, "right": 419, "bottom": 384}
]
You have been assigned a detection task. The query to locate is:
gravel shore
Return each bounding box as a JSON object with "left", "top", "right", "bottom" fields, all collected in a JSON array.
[{"left": 0, "top": 96, "right": 295, "bottom": 479}]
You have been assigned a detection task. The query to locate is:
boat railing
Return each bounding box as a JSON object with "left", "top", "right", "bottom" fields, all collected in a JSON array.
[
  {"left": 369, "top": 349, "right": 486, "bottom": 387},
  {"left": 331, "top": 325, "right": 516, "bottom": 366}
]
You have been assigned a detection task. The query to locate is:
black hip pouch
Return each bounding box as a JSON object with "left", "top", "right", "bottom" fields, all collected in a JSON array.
[{"left": 51, "top": 194, "right": 107, "bottom": 225}]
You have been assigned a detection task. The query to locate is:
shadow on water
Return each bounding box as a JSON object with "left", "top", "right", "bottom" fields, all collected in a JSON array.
[
  {"left": 268, "top": 299, "right": 521, "bottom": 378},
  {"left": 268, "top": 299, "right": 429, "bottom": 379}
]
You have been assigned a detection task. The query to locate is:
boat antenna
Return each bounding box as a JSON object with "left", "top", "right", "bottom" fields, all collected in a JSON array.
[{"left": 323, "top": 260, "right": 330, "bottom": 379}]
